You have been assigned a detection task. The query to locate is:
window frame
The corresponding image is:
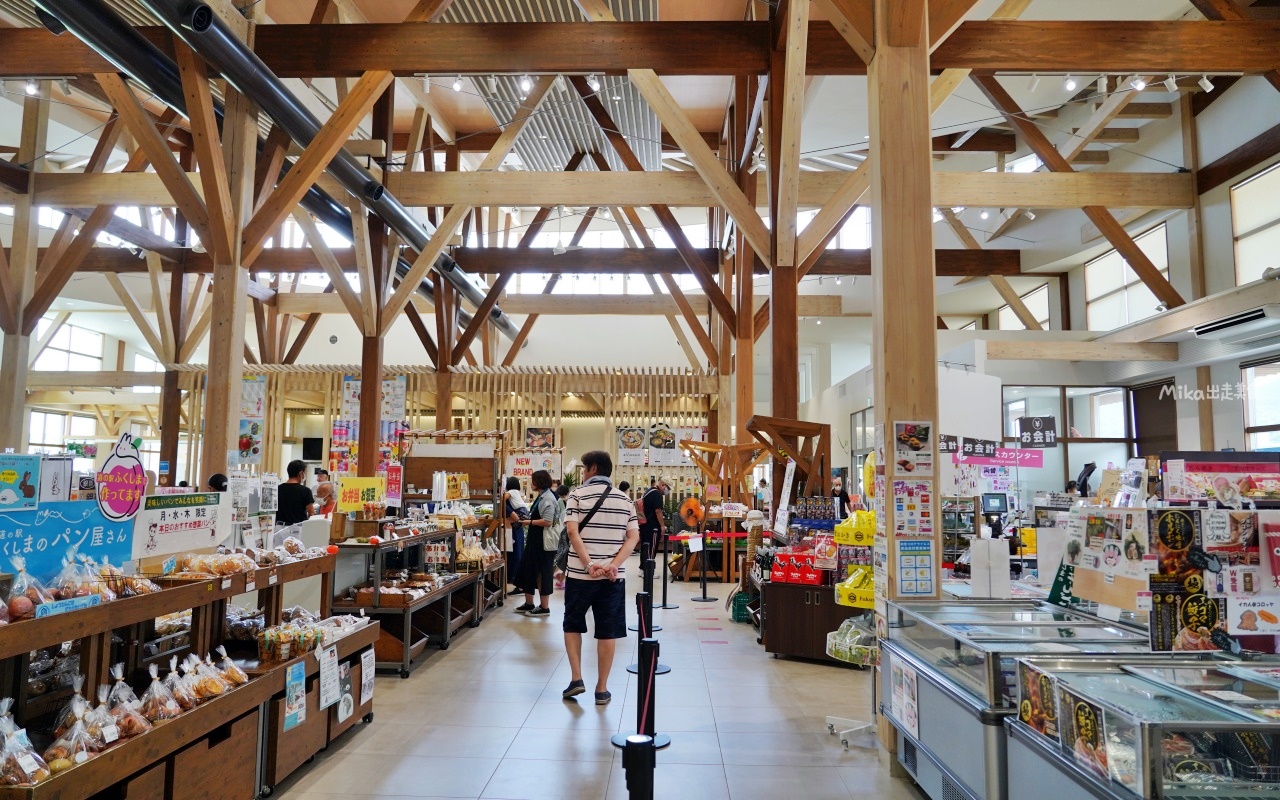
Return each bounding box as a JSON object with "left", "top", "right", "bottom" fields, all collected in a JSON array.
[
  {"left": 1084, "top": 223, "right": 1170, "bottom": 330},
  {"left": 1231, "top": 161, "right": 1280, "bottom": 286},
  {"left": 1242, "top": 359, "right": 1280, "bottom": 450}
]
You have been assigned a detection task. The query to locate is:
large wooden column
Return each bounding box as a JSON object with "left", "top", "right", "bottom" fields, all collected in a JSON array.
[
  {"left": 735, "top": 75, "right": 759, "bottom": 442},
  {"left": 871, "top": 1, "right": 940, "bottom": 572},
  {"left": 0, "top": 89, "right": 49, "bottom": 449},
  {"left": 435, "top": 281, "right": 456, "bottom": 430},
  {"left": 357, "top": 86, "right": 394, "bottom": 477}
]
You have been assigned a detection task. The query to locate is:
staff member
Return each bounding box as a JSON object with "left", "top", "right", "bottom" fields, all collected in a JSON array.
[{"left": 276, "top": 460, "right": 315, "bottom": 525}]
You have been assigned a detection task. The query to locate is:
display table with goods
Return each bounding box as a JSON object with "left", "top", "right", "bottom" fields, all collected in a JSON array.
[
  {"left": 942, "top": 496, "right": 980, "bottom": 566},
  {"left": 330, "top": 518, "right": 503, "bottom": 677},
  {"left": 0, "top": 541, "right": 377, "bottom": 800}
]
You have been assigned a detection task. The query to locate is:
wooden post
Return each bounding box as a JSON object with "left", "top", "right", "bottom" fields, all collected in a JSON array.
[
  {"left": 0, "top": 88, "right": 48, "bottom": 449},
  {"left": 435, "top": 281, "right": 456, "bottom": 430},
  {"left": 735, "top": 75, "right": 757, "bottom": 443},
  {"left": 357, "top": 84, "right": 395, "bottom": 478}
]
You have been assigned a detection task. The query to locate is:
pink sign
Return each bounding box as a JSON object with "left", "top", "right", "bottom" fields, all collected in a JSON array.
[
  {"left": 951, "top": 448, "right": 1043, "bottom": 468},
  {"left": 95, "top": 433, "right": 146, "bottom": 521}
]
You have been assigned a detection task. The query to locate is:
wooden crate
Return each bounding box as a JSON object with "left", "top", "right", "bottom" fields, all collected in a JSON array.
[
  {"left": 265, "top": 674, "right": 327, "bottom": 788},
  {"left": 169, "top": 708, "right": 260, "bottom": 800}
]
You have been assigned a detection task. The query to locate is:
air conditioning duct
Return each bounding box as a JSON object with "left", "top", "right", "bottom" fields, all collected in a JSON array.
[{"left": 1192, "top": 305, "right": 1280, "bottom": 343}]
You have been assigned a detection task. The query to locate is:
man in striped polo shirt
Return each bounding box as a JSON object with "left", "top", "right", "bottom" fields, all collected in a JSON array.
[{"left": 561, "top": 450, "right": 639, "bottom": 705}]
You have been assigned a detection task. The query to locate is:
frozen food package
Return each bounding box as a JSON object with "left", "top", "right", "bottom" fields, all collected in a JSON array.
[
  {"left": 215, "top": 646, "right": 248, "bottom": 686},
  {"left": 139, "top": 663, "right": 182, "bottom": 722},
  {"left": 0, "top": 727, "right": 49, "bottom": 786},
  {"left": 52, "top": 675, "right": 87, "bottom": 739},
  {"left": 6, "top": 556, "right": 52, "bottom": 621},
  {"left": 107, "top": 663, "right": 139, "bottom": 710},
  {"left": 164, "top": 656, "right": 197, "bottom": 712},
  {"left": 43, "top": 698, "right": 97, "bottom": 772}
]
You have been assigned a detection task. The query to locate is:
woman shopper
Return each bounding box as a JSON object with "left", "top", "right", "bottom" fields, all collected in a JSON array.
[
  {"left": 553, "top": 484, "right": 571, "bottom": 589},
  {"left": 505, "top": 476, "right": 529, "bottom": 596},
  {"left": 515, "top": 470, "right": 562, "bottom": 616}
]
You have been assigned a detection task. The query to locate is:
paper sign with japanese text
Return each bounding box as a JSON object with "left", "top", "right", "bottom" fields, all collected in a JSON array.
[
  {"left": 385, "top": 464, "right": 403, "bottom": 506},
  {"left": 336, "top": 477, "right": 387, "bottom": 513},
  {"left": 0, "top": 454, "right": 41, "bottom": 512},
  {"left": 95, "top": 434, "right": 146, "bottom": 522},
  {"left": 0, "top": 501, "right": 133, "bottom": 584},
  {"left": 131, "top": 492, "right": 233, "bottom": 560}
]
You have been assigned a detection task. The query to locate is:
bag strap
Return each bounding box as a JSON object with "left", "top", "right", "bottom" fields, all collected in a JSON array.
[{"left": 576, "top": 487, "right": 613, "bottom": 533}]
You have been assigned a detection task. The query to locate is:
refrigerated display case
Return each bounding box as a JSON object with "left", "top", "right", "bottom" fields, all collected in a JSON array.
[
  {"left": 880, "top": 599, "right": 1157, "bottom": 800},
  {"left": 1007, "top": 659, "right": 1280, "bottom": 800}
]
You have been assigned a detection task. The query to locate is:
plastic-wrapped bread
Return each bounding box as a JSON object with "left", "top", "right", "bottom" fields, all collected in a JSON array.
[
  {"left": 43, "top": 698, "right": 98, "bottom": 771},
  {"left": 139, "top": 663, "right": 182, "bottom": 722},
  {"left": 164, "top": 656, "right": 197, "bottom": 711},
  {"left": 106, "top": 663, "right": 138, "bottom": 711},
  {"left": 215, "top": 646, "right": 248, "bottom": 686}
]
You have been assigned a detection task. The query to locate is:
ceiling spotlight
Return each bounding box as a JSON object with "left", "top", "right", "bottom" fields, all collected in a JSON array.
[
  {"left": 1155, "top": 302, "right": 1169, "bottom": 313},
  {"left": 24, "top": 80, "right": 37, "bottom": 96},
  {"left": 1163, "top": 75, "right": 1178, "bottom": 93},
  {"left": 519, "top": 74, "right": 532, "bottom": 92},
  {"left": 487, "top": 76, "right": 497, "bottom": 93},
  {"left": 1199, "top": 75, "right": 1215, "bottom": 93},
  {"left": 421, "top": 76, "right": 430, "bottom": 93},
  {"left": 980, "top": 209, "right": 990, "bottom": 220},
  {"left": 1025, "top": 210, "right": 1037, "bottom": 221},
  {"left": 1129, "top": 76, "right": 1147, "bottom": 91},
  {"left": 816, "top": 319, "right": 822, "bottom": 325},
  {"left": 836, "top": 277, "right": 842, "bottom": 285},
  {"left": 452, "top": 76, "right": 463, "bottom": 92},
  {"left": 1027, "top": 74, "right": 1040, "bottom": 91},
  {"left": 1063, "top": 75, "right": 1077, "bottom": 92},
  {"left": 587, "top": 74, "right": 601, "bottom": 92}
]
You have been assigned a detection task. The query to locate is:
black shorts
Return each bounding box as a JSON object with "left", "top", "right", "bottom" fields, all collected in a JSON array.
[{"left": 562, "top": 577, "right": 627, "bottom": 639}]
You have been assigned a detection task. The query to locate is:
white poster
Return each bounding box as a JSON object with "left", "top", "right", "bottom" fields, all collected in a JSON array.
[
  {"left": 648, "top": 423, "right": 679, "bottom": 467},
  {"left": 893, "top": 421, "right": 934, "bottom": 477},
  {"left": 342, "top": 376, "right": 407, "bottom": 422},
  {"left": 617, "top": 427, "right": 646, "bottom": 467},
  {"left": 228, "top": 470, "right": 252, "bottom": 523},
  {"left": 773, "top": 458, "right": 798, "bottom": 536},
  {"left": 505, "top": 451, "right": 563, "bottom": 483},
  {"left": 259, "top": 473, "right": 279, "bottom": 514},
  {"left": 360, "top": 649, "right": 376, "bottom": 706},
  {"left": 132, "top": 492, "right": 233, "bottom": 559},
  {"left": 241, "top": 375, "right": 266, "bottom": 420},
  {"left": 317, "top": 645, "right": 340, "bottom": 710},
  {"left": 892, "top": 480, "right": 934, "bottom": 537},
  {"left": 38, "top": 456, "right": 73, "bottom": 504}
]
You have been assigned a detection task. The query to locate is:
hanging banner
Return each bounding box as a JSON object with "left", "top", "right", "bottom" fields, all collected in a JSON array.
[
  {"left": 132, "top": 492, "right": 233, "bottom": 560},
  {"left": 0, "top": 501, "right": 133, "bottom": 583},
  {"left": 259, "top": 473, "right": 280, "bottom": 515},
  {"left": 236, "top": 376, "right": 267, "bottom": 466},
  {"left": 617, "top": 427, "right": 646, "bottom": 466},
  {"left": 1018, "top": 416, "right": 1058, "bottom": 448},
  {"left": 240, "top": 375, "right": 266, "bottom": 420},
  {"left": 505, "top": 451, "right": 563, "bottom": 483},
  {"left": 952, "top": 447, "right": 1044, "bottom": 469},
  {"left": 385, "top": 463, "right": 403, "bottom": 506},
  {"left": 0, "top": 454, "right": 41, "bottom": 512},
  {"left": 648, "top": 423, "right": 680, "bottom": 467},
  {"left": 341, "top": 376, "right": 407, "bottom": 422},
  {"left": 95, "top": 434, "right": 146, "bottom": 522},
  {"left": 336, "top": 477, "right": 387, "bottom": 513}
]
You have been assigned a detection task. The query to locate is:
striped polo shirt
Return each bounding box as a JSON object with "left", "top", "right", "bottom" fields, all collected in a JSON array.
[{"left": 565, "top": 477, "right": 638, "bottom": 580}]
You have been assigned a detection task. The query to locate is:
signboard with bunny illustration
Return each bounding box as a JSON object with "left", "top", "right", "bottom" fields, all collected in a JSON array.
[{"left": 0, "top": 454, "right": 41, "bottom": 511}]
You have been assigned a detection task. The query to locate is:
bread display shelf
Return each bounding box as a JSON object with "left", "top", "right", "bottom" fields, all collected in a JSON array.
[
  {"left": 333, "top": 571, "right": 480, "bottom": 616},
  {"left": 334, "top": 527, "right": 453, "bottom": 551},
  {"left": 0, "top": 677, "right": 274, "bottom": 800},
  {"left": 241, "top": 620, "right": 380, "bottom": 686}
]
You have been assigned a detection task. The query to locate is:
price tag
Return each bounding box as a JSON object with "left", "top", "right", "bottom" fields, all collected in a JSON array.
[
  {"left": 17, "top": 755, "right": 38, "bottom": 775},
  {"left": 268, "top": 571, "right": 278, "bottom": 586},
  {"left": 74, "top": 751, "right": 89, "bottom": 764},
  {"left": 1135, "top": 591, "right": 1153, "bottom": 611},
  {"left": 221, "top": 578, "right": 232, "bottom": 590},
  {"left": 245, "top": 576, "right": 256, "bottom": 592},
  {"left": 162, "top": 557, "right": 176, "bottom": 575},
  {"left": 100, "top": 724, "right": 119, "bottom": 744}
]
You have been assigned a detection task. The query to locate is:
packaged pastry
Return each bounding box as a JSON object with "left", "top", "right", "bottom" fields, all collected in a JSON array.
[
  {"left": 43, "top": 698, "right": 97, "bottom": 771},
  {"left": 98, "top": 558, "right": 126, "bottom": 596},
  {"left": 139, "top": 664, "right": 182, "bottom": 722},
  {"left": 215, "top": 646, "right": 248, "bottom": 686},
  {"left": 281, "top": 536, "right": 306, "bottom": 556},
  {"left": 0, "top": 726, "right": 49, "bottom": 786},
  {"left": 106, "top": 663, "right": 138, "bottom": 711},
  {"left": 112, "top": 699, "right": 152, "bottom": 739},
  {"left": 84, "top": 686, "right": 120, "bottom": 749},
  {"left": 184, "top": 654, "right": 229, "bottom": 700},
  {"left": 6, "top": 556, "right": 52, "bottom": 620},
  {"left": 52, "top": 675, "right": 87, "bottom": 739},
  {"left": 163, "top": 656, "right": 197, "bottom": 712}
]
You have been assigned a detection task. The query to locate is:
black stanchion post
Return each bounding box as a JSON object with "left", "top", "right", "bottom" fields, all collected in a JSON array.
[
  {"left": 622, "top": 735, "right": 656, "bottom": 800},
  {"left": 614, "top": 638, "right": 671, "bottom": 750},
  {"left": 627, "top": 593, "right": 670, "bottom": 675},
  {"left": 691, "top": 530, "right": 718, "bottom": 602},
  {"left": 656, "top": 533, "right": 678, "bottom": 610},
  {"left": 629, "top": 560, "right": 662, "bottom": 633}
]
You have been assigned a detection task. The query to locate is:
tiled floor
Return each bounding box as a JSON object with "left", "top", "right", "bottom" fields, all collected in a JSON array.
[{"left": 275, "top": 568, "right": 923, "bottom": 800}]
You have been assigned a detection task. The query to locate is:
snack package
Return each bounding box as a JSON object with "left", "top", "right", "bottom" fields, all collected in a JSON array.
[
  {"left": 52, "top": 675, "right": 87, "bottom": 739},
  {"left": 113, "top": 700, "right": 152, "bottom": 739},
  {"left": 139, "top": 663, "right": 182, "bottom": 722},
  {"left": 84, "top": 686, "right": 120, "bottom": 750},
  {"left": 164, "top": 656, "right": 197, "bottom": 712},
  {"left": 107, "top": 663, "right": 138, "bottom": 711},
  {"left": 0, "top": 727, "right": 49, "bottom": 786},
  {"left": 6, "top": 556, "right": 53, "bottom": 621},
  {"left": 184, "top": 655, "right": 229, "bottom": 700},
  {"left": 215, "top": 646, "right": 248, "bottom": 686},
  {"left": 43, "top": 698, "right": 97, "bottom": 773}
]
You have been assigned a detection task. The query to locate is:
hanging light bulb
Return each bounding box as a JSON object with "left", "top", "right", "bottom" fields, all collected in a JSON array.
[
  {"left": 452, "top": 76, "right": 463, "bottom": 92},
  {"left": 1129, "top": 76, "right": 1147, "bottom": 91},
  {"left": 24, "top": 79, "right": 37, "bottom": 96},
  {"left": 1027, "top": 74, "right": 1040, "bottom": 91},
  {"left": 1163, "top": 75, "right": 1178, "bottom": 93},
  {"left": 980, "top": 209, "right": 990, "bottom": 220},
  {"left": 1063, "top": 75, "right": 1077, "bottom": 91},
  {"left": 1199, "top": 75, "right": 1215, "bottom": 93},
  {"left": 520, "top": 75, "right": 533, "bottom": 92},
  {"left": 816, "top": 319, "right": 822, "bottom": 325},
  {"left": 587, "top": 74, "right": 601, "bottom": 92}
]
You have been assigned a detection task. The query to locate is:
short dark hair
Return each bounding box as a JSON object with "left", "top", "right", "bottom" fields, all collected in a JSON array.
[
  {"left": 177, "top": 480, "right": 189, "bottom": 488},
  {"left": 287, "top": 460, "right": 307, "bottom": 479},
  {"left": 618, "top": 481, "right": 631, "bottom": 493},
  {"left": 531, "top": 470, "right": 552, "bottom": 491},
  {"left": 315, "top": 468, "right": 329, "bottom": 477},
  {"left": 555, "top": 485, "right": 570, "bottom": 498},
  {"left": 581, "top": 450, "right": 613, "bottom": 478},
  {"left": 505, "top": 476, "right": 522, "bottom": 491},
  {"left": 208, "top": 473, "right": 228, "bottom": 492}
]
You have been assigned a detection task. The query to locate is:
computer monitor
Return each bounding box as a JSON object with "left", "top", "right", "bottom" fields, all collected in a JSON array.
[{"left": 982, "top": 493, "right": 1009, "bottom": 514}]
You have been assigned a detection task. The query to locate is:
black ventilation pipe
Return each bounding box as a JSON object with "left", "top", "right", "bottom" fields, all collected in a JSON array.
[{"left": 33, "top": 0, "right": 519, "bottom": 340}]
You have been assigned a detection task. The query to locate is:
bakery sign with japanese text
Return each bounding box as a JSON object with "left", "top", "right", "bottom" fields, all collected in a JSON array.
[
  {"left": 0, "top": 501, "right": 133, "bottom": 584},
  {"left": 131, "top": 492, "right": 233, "bottom": 560}
]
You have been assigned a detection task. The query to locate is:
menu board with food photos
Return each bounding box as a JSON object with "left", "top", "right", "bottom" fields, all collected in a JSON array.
[
  {"left": 616, "top": 428, "right": 646, "bottom": 466},
  {"left": 648, "top": 423, "right": 680, "bottom": 467}
]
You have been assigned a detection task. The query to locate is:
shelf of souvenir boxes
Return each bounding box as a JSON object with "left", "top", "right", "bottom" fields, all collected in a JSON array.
[
  {"left": 329, "top": 521, "right": 479, "bottom": 677},
  {"left": 0, "top": 560, "right": 323, "bottom": 800}
]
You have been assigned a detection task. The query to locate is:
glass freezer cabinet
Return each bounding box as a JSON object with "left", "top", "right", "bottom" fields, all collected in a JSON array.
[
  {"left": 1007, "top": 659, "right": 1280, "bottom": 800},
  {"left": 880, "top": 600, "right": 1158, "bottom": 800}
]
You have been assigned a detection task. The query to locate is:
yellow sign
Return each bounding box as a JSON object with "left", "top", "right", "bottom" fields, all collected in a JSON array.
[
  {"left": 835, "top": 510, "right": 876, "bottom": 545},
  {"left": 336, "top": 477, "right": 387, "bottom": 512}
]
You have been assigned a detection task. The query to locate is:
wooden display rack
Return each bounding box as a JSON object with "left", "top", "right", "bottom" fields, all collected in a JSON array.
[
  {"left": 0, "top": 552, "right": 375, "bottom": 800},
  {"left": 677, "top": 440, "right": 769, "bottom": 584}
]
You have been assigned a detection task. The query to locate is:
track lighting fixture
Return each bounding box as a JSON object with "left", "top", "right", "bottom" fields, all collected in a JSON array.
[
  {"left": 1025, "top": 210, "right": 1037, "bottom": 220},
  {"left": 487, "top": 76, "right": 497, "bottom": 93},
  {"left": 1129, "top": 76, "right": 1147, "bottom": 91},
  {"left": 24, "top": 79, "right": 37, "bottom": 96},
  {"left": 1063, "top": 75, "right": 1077, "bottom": 91},
  {"left": 1163, "top": 75, "right": 1178, "bottom": 93},
  {"left": 422, "top": 77, "right": 430, "bottom": 93},
  {"left": 1027, "top": 74, "right": 1040, "bottom": 91},
  {"left": 1199, "top": 75, "right": 1214, "bottom": 93},
  {"left": 452, "top": 76, "right": 462, "bottom": 91},
  {"left": 587, "top": 74, "right": 601, "bottom": 92},
  {"left": 816, "top": 319, "right": 822, "bottom": 325},
  {"left": 520, "top": 75, "right": 532, "bottom": 92}
]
